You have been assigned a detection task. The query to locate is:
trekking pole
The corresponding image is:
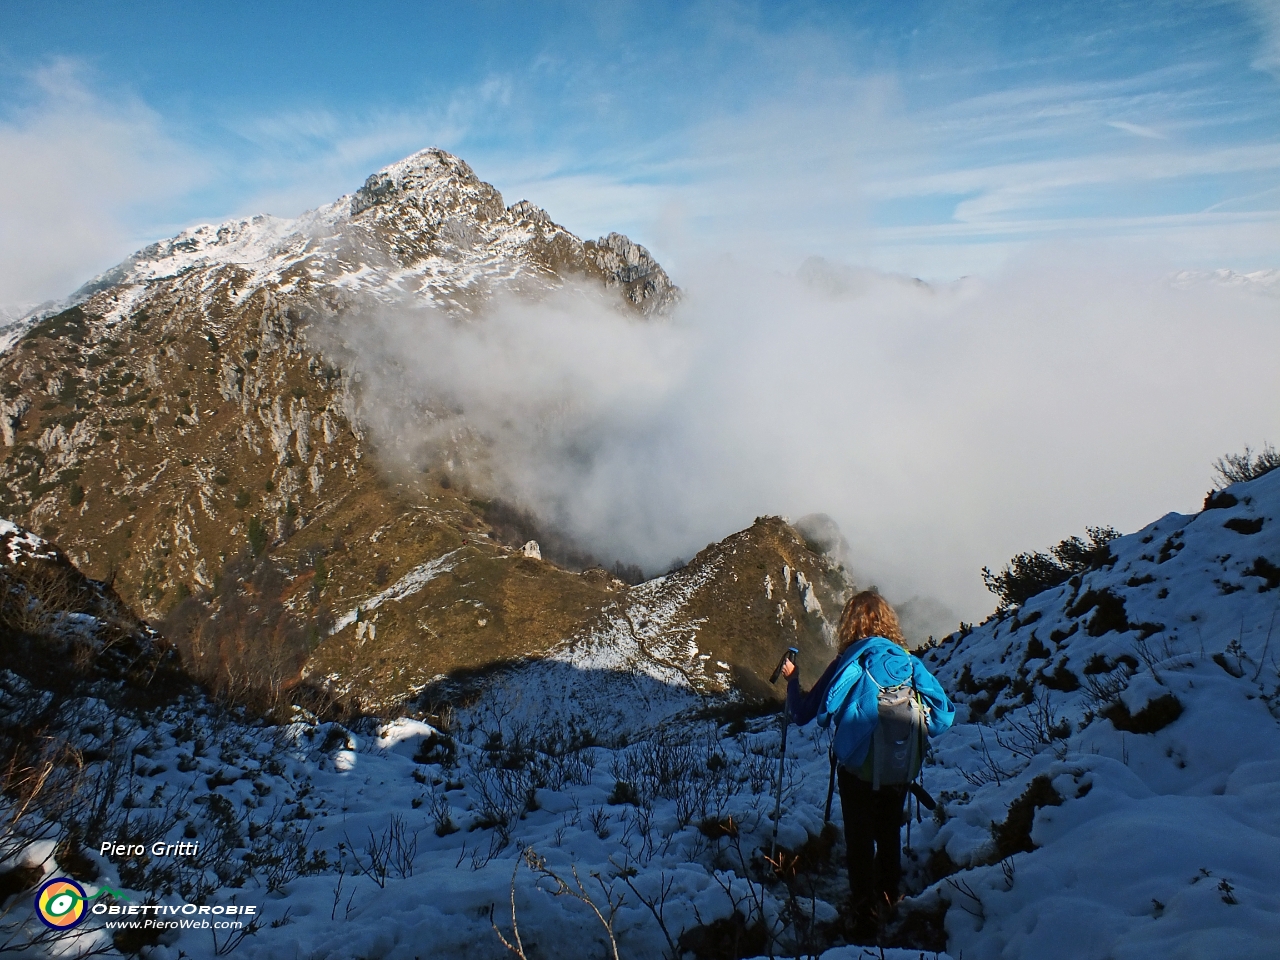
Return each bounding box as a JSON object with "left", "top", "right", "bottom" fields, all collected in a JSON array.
[
  {"left": 769, "top": 647, "right": 798, "bottom": 857},
  {"left": 823, "top": 749, "right": 837, "bottom": 823}
]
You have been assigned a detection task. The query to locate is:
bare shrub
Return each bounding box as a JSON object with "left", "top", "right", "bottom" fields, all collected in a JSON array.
[
  {"left": 959, "top": 728, "right": 1022, "bottom": 788},
  {"left": 1083, "top": 663, "right": 1132, "bottom": 712},
  {"left": 341, "top": 817, "right": 417, "bottom": 888},
  {"left": 1213, "top": 443, "right": 1280, "bottom": 488},
  {"left": 606, "top": 723, "right": 742, "bottom": 830},
  {"left": 427, "top": 785, "right": 459, "bottom": 837},
  {"left": 245, "top": 815, "right": 327, "bottom": 892},
  {"left": 994, "top": 691, "right": 1072, "bottom": 762},
  {"left": 472, "top": 766, "right": 535, "bottom": 851},
  {"left": 160, "top": 550, "right": 322, "bottom": 715},
  {"left": 491, "top": 848, "right": 623, "bottom": 960}
]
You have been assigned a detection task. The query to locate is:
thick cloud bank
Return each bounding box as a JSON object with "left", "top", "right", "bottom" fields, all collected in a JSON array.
[{"left": 335, "top": 253, "right": 1280, "bottom": 623}]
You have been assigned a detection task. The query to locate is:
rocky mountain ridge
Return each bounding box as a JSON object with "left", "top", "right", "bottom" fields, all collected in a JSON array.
[
  {"left": 0, "top": 148, "right": 840, "bottom": 707},
  {"left": 66, "top": 149, "right": 676, "bottom": 318}
]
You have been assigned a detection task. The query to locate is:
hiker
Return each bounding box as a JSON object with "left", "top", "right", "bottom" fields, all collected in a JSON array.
[{"left": 780, "top": 590, "right": 954, "bottom": 940}]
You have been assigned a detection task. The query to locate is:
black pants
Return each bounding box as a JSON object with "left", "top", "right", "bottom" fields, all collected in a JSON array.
[{"left": 837, "top": 767, "right": 907, "bottom": 913}]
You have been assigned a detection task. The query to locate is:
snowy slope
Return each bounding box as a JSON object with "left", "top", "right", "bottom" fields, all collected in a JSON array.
[
  {"left": 4, "top": 470, "right": 1279, "bottom": 960},
  {"left": 910, "top": 466, "right": 1280, "bottom": 959}
]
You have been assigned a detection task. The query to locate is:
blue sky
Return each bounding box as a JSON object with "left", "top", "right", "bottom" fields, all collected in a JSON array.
[{"left": 1, "top": 0, "right": 1278, "bottom": 308}]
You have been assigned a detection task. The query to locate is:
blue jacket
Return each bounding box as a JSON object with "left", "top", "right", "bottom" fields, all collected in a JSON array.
[{"left": 787, "top": 637, "right": 955, "bottom": 769}]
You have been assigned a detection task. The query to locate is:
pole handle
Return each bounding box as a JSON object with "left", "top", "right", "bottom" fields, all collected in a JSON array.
[{"left": 769, "top": 647, "right": 799, "bottom": 685}]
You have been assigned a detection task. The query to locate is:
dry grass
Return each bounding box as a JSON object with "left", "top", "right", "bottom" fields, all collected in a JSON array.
[{"left": 677, "top": 517, "right": 852, "bottom": 700}]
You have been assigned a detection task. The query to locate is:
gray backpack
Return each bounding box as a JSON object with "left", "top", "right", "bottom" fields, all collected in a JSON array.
[{"left": 857, "top": 677, "right": 927, "bottom": 790}]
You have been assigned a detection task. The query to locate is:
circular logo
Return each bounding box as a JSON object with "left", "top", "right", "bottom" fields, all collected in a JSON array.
[{"left": 35, "top": 878, "right": 88, "bottom": 929}]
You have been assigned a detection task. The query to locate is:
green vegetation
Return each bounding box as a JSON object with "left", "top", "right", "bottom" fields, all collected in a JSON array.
[
  {"left": 1066, "top": 587, "right": 1130, "bottom": 636},
  {"left": 983, "top": 526, "right": 1120, "bottom": 613},
  {"left": 991, "top": 775, "right": 1063, "bottom": 858},
  {"left": 1101, "top": 693, "right": 1183, "bottom": 733},
  {"left": 25, "top": 305, "right": 89, "bottom": 343},
  {"left": 247, "top": 517, "right": 269, "bottom": 556}
]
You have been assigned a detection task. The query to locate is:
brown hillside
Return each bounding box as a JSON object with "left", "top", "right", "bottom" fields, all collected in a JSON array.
[{"left": 0, "top": 148, "right": 853, "bottom": 707}]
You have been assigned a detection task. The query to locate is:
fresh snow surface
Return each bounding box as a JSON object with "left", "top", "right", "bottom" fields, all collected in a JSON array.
[
  {"left": 0, "top": 317, "right": 34, "bottom": 355},
  {"left": 7, "top": 469, "right": 1280, "bottom": 959},
  {"left": 916, "top": 467, "right": 1280, "bottom": 960}
]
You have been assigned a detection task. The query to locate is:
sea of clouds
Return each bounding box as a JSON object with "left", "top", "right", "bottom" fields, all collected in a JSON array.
[{"left": 326, "top": 250, "right": 1280, "bottom": 628}]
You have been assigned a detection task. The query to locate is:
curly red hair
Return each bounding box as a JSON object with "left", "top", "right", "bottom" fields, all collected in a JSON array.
[{"left": 837, "top": 590, "right": 906, "bottom": 650}]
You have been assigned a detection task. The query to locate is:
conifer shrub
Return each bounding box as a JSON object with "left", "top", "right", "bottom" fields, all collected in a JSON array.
[
  {"left": 1066, "top": 588, "right": 1130, "bottom": 636},
  {"left": 678, "top": 911, "right": 767, "bottom": 960},
  {"left": 1203, "top": 490, "right": 1238, "bottom": 510},
  {"left": 1223, "top": 517, "right": 1264, "bottom": 535},
  {"left": 1011, "top": 609, "right": 1042, "bottom": 629},
  {"left": 607, "top": 780, "right": 641, "bottom": 805},
  {"left": 1082, "top": 653, "right": 1112, "bottom": 675},
  {"left": 991, "top": 774, "right": 1063, "bottom": 858},
  {"left": 1023, "top": 636, "right": 1050, "bottom": 661},
  {"left": 983, "top": 526, "right": 1119, "bottom": 613},
  {"left": 1245, "top": 557, "right": 1280, "bottom": 590},
  {"left": 954, "top": 664, "right": 1010, "bottom": 717},
  {"left": 1101, "top": 693, "right": 1183, "bottom": 733},
  {"left": 413, "top": 731, "right": 456, "bottom": 767},
  {"left": 1049, "top": 621, "right": 1078, "bottom": 645},
  {"left": 1038, "top": 657, "right": 1081, "bottom": 692},
  {"left": 247, "top": 517, "right": 269, "bottom": 556},
  {"left": 891, "top": 896, "right": 950, "bottom": 953},
  {"left": 924, "top": 846, "right": 960, "bottom": 884}
]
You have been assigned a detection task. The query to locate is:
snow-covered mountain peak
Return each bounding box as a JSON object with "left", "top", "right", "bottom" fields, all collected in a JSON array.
[
  {"left": 348, "top": 146, "right": 494, "bottom": 217},
  {"left": 35, "top": 146, "right": 677, "bottom": 323},
  {"left": 1171, "top": 267, "right": 1280, "bottom": 296}
]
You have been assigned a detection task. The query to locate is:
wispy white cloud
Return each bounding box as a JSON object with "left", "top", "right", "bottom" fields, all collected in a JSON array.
[
  {"left": 5, "top": 4, "right": 1277, "bottom": 308},
  {"left": 452, "top": 35, "right": 1280, "bottom": 278},
  {"left": 211, "top": 74, "right": 521, "bottom": 221},
  {"left": 1244, "top": 0, "right": 1280, "bottom": 75},
  {"left": 0, "top": 60, "right": 207, "bottom": 311},
  {"left": 1107, "top": 119, "right": 1168, "bottom": 139}
]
